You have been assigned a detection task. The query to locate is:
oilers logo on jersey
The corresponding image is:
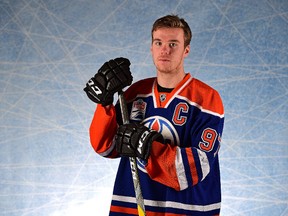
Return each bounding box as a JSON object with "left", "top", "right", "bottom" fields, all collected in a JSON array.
[
  {"left": 142, "top": 116, "right": 180, "bottom": 146},
  {"left": 137, "top": 116, "right": 180, "bottom": 173}
]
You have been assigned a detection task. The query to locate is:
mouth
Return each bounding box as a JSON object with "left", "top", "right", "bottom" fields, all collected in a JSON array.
[{"left": 158, "top": 58, "right": 170, "bottom": 62}]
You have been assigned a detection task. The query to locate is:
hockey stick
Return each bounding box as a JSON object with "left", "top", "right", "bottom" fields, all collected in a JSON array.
[{"left": 118, "top": 90, "right": 146, "bottom": 216}]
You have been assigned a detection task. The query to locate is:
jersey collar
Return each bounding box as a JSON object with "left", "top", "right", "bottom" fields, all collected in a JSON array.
[{"left": 153, "top": 73, "right": 193, "bottom": 108}]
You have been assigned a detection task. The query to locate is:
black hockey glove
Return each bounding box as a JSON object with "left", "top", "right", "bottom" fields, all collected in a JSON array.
[
  {"left": 84, "top": 57, "right": 133, "bottom": 106},
  {"left": 115, "top": 122, "right": 163, "bottom": 161}
]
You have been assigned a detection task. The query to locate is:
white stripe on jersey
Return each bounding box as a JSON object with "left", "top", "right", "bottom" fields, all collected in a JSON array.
[
  {"left": 163, "top": 75, "right": 193, "bottom": 108},
  {"left": 176, "top": 94, "right": 224, "bottom": 118},
  {"left": 98, "top": 138, "right": 116, "bottom": 157},
  {"left": 175, "top": 147, "right": 188, "bottom": 190},
  {"left": 197, "top": 149, "right": 210, "bottom": 181},
  {"left": 112, "top": 194, "right": 221, "bottom": 212}
]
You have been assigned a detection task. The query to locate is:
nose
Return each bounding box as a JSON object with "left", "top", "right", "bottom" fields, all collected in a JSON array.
[{"left": 161, "top": 44, "right": 170, "bottom": 55}]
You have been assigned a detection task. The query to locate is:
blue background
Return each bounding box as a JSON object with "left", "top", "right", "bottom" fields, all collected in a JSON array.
[{"left": 1, "top": 0, "right": 287, "bottom": 215}]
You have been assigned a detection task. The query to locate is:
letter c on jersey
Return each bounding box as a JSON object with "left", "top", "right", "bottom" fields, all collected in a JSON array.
[{"left": 173, "top": 102, "right": 189, "bottom": 126}]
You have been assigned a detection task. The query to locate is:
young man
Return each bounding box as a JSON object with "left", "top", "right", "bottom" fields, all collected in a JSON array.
[{"left": 84, "top": 15, "right": 224, "bottom": 216}]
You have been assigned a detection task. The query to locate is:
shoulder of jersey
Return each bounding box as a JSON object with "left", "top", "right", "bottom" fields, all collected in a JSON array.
[
  {"left": 124, "top": 77, "right": 155, "bottom": 101},
  {"left": 179, "top": 77, "right": 224, "bottom": 116}
]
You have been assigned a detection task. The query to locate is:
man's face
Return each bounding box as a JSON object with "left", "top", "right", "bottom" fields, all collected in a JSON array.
[{"left": 151, "top": 27, "right": 190, "bottom": 75}]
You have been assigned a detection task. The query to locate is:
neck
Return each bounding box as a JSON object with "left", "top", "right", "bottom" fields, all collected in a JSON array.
[{"left": 157, "top": 70, "right": 186, "bottom": 88}]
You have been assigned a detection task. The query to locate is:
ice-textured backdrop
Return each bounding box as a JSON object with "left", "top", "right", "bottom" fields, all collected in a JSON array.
[{"left": 1, "top": 0, "right": 287, "bottom": 215}]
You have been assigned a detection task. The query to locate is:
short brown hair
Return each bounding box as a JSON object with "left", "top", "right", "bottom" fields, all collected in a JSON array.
[{"left": 151, "top": 14, "right": 192, "bottom": 47}]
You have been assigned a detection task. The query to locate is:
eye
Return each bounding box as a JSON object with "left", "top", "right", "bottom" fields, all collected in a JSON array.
[
  {"left": 155, "top": 41, "right": 162, "bottom": 46},
  {"left": 169, "top": 43, "right": 177, "bottom": 48}
]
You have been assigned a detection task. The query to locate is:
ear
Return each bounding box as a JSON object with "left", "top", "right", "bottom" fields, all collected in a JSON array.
[{"left": 184, "top": 45, "right": 190, "bottom": 57}]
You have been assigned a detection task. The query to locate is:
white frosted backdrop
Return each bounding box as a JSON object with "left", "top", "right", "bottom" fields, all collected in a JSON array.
[{"left": 1, "top": 0, "right": 287, "bottom": 215}]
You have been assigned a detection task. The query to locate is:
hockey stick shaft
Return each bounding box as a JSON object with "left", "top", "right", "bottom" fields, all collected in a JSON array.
[{"left": 118, "top": 90, "right": 146, "bottom": 216}]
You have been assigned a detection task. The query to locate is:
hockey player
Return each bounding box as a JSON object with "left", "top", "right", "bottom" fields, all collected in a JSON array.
[{"left": 84, "top": 15, "right": 224, "bottom": 216}]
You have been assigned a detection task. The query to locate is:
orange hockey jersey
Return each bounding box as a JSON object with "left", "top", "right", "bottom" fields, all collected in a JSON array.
[{"left": 89, "top": 73, "right": 224, "bottom": 215}]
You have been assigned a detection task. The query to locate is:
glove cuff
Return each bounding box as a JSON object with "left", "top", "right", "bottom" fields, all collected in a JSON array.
[{"left": 142, "top": 130, "right": 163, "bottom": 161}]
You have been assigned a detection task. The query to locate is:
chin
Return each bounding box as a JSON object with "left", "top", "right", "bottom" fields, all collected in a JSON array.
[
  {"left": 157, "top": 68, "right": 173, "bottom": 74},
  {"left": 156, "top": 64, "right": 172, "bottom": 73}
]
